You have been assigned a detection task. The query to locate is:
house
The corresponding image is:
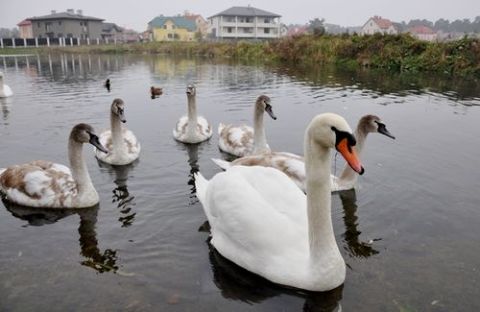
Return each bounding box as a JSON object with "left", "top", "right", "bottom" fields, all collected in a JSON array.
[
  {"left": 208, "top": 6, "right": 282, "bottom": 40},
  {"left": 408, "top": 25, "right": 437, "bottom": 41},
  {"left": 17, "top": 19, "right": 33, "bottom": 38},
  {"left": 184, "top": 12, "right": 210, "bottom": 38},
  {"left": 29, "top": 9, "right": 104, "bottom": 39},
  {"left": 101, "top": 22, "right": 123, "bottom": 41},
  {"left": 148, "top": 16, "right": 197, "bottom": 41},
  {"left": 361, "top": 16, "right": 398, "bottom": 35},
  {"left": 286, "top": 25, "right": 308, "bottom": 37}
]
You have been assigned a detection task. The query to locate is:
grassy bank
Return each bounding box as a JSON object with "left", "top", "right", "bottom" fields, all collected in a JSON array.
[{"left": 1, "top": 34, "right": 479, "bottom": 78}]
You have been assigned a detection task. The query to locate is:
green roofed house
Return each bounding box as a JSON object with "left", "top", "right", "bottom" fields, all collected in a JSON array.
[
  {"left": 148, "top": 15, "right": 197, "bottom": 41},
  {"left": 208, "top": 6, "right": 282, "bottom": 40}
]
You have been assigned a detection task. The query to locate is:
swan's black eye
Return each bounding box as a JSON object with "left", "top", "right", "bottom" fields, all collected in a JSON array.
[{"left": 332, "top": 127, "right": 356, "bottom": 148}]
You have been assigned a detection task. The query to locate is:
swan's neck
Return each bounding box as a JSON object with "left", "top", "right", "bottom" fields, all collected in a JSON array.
[
  {"left": 338, "top": 126, "right": 367, "bottom": 184},
  {"left": 304, "top": 136, "right": 340, "bottom": 264},
  {"left": 253, "top": 105, "right": 268, "bottom": 153},
  {"left": 68, "top": 139, "right": 95, "bottom": 199},
  {"left": 110, "top": 111, "right": 126, "bottom": 155},
  {"left": 187, "top": 95, "right": 198, "bottom": 134}
]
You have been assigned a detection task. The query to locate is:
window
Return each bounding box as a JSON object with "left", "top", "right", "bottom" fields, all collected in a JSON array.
[
  {"left": 164, "top": 25, "right": 167, "bottom": 29},
  {"left": 264, "top": 18, "right": 270, "bottom": 23},
  {"left": 38, "top": 22, "right": 41, "bottom": 27},
  {"left": 227, "top": 27, "right": 233, "bottom": 33},
  {"left": 58, "top": 21, "right": 62, "bottom": 25},
  {"left": 264, "top": 28, "right": 270, "bottom": 34},
  {"left": 168, "top": 33, "right": 173, "bottom": 39}
]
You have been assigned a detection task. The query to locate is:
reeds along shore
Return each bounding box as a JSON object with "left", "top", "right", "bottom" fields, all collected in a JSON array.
[{"left": 2, "top": 34, "right": 479, "bottom": 78}]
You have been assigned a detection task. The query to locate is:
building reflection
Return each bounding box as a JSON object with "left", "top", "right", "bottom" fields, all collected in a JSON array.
[
  {"left": 97, "top": 160, "right": 138, "bottom": 228},
  {"left": 338, "top": 188, "right": 380, "bottom": 258},
  {"left": 206, "top": 240, "right": 343, "bottom": 311},
  {"left": 3, "top": 200, "right": 119, "bottom": 273}
]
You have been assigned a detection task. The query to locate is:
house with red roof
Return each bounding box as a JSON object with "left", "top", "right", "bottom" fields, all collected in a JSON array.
[
  {"left": 361, "top": 16, "right": 398, "bottom": 35},
  {"left": 17, "top": 19, "right": 33, "bottom": 38},
  {"left": 408, "top": 25, "right": 437, "bottom": 41}
]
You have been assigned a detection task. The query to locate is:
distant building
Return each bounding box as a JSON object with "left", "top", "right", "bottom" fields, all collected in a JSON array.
[
  {"left": 17, "top": 19, "right": 33, "bottom": 38},
  {"left": 101, "top": 22, "right": 123, "bottom": 41},
  {"left": 208, "top": 6, "right": 282, "bottom": 40},
  {"left": 148, "top": 16, "right": 197, "bottom": 41},
  {"left": 408, "top": 25, "right": 437, "bottom": 41},
  {"left": 29, "top": 9, "right": 104, "bottom": 39},
  {"left": 361, "top": 16, "right": 398, "bottom": 35},
  {"left": 286, "top": 25, "right": 308, "bottom": 36},
  {"left": 184, "top": 12, "right": 210, "bottom": 38}
]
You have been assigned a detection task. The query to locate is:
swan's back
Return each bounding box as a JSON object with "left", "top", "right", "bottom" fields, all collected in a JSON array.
[
  {"left": 195, "top": 166, "right": 310, "bottom": 285},
  {"left": 0, "top": 160, "right": 77, "bottom": 207}
]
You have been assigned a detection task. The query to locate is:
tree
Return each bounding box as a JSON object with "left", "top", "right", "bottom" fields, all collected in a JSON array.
[{"left": 308, "top": 18, "right": 325, "bottom": 36}]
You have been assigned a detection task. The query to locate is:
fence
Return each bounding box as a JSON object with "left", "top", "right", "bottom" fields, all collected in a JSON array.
[{"left": 0, "top": 37, "right": 131, "bottom": 48}]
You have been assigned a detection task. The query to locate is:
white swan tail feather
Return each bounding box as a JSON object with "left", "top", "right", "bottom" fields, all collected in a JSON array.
[
  {"left": 217, "top": 123, "right": 225, "bottom": 135},
  {"left": 211, "top": 158, "right": 231, "bottom": 170},
  {"left": 194, "top": 172, "right": 208, "bottom": 206}
]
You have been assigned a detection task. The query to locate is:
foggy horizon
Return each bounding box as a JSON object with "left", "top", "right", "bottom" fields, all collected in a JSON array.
[{"left": 0, "top": 0, "right": 478, "bottom": 32}]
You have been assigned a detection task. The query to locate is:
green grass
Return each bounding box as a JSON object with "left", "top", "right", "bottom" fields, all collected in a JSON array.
[{"left": 1, "top": 34, "right": 479, "bottom": 78}]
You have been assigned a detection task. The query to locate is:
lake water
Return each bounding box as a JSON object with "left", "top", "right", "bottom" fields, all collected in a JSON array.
[{"left": 1, "top": 53, "right": 479, "bottom": 311}]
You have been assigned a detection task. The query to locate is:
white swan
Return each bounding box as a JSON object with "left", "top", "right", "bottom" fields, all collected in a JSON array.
[
  {"left": 195, "top": 113, "right": 364, "bottom": 291},
  {"left": 212, "top": 114, "right": 394, "bottom": 192},
  {"left": 173, "top": 84, "right": 212, "bottom": 144},
  {"left": 218, "top": 95, "right": 277, "bottom": 157},
  {"left": 95, "top": 98, "right": 141, "bottom": 165},
  {"left": 0, "top": 123, "right": 108, "bottom": 208},
  {"left": 0, "top": 72, "right": 13, "bottom": 98}
]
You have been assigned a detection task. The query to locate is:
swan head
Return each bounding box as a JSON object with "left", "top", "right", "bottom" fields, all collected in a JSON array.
[
  {"left": 308, "top": 113, "right": 364, "bottom": 174},
  {"left": 70, "top": 123, "right": 108, "bottom": 153},
  {"left": 359, "top": 115, "right": 395, "bottom": 139},
  {"left": 186, "top": 84, "right": 196, "bottom": 98},
  {"left": 111, "top": 98, "right": 126, "bottom": 123},
  {"left": 256, "top": 95, "right": 277, "bottom": 120}
]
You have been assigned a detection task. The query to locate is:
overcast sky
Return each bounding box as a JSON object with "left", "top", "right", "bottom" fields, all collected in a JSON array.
[{"left": 0, "top": 0, "right": 478, "bottom": 31}]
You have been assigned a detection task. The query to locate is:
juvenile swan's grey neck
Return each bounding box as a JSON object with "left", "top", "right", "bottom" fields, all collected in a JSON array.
[
  {"left": 253, "top": 103, "right": 268, "bottom": 154},
  {"left": 187, "top": 95, "right": 198, "bottom": 134},
  {"left": 338, "top": 124, "right": 368, "bottom": 184},
  {"left": 68, "top": 138, "right": 95, "bottom": 198},
  {"left": 111, "top": 110, "right": 126, "bottom": 155}
]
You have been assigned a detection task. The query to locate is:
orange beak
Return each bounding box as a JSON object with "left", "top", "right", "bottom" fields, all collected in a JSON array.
[{"left": 336, "top": 138, "right": 364, "bottom": 175}]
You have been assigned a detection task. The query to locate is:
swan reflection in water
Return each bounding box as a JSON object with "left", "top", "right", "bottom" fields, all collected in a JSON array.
[
  {"left": 0, "top": 97, "right": 11, "bottom": 120},
  {"left": 3, "top": 200, "right": 119, "bottom": 273},
  {"left": 178, "top": 142, "right": 202, "bottom": 205},
  {"left": 97, "top": 160, "right": 137, "bottom": 227},
  {"left": 338, "top": 188, "right": 380, "bottom": 258},
  {"left": 205, "top": 239, "right": 343, "bottom": 311}
]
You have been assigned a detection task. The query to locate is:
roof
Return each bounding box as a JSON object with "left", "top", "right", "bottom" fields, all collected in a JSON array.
[
  {"left": 17, "top": 19, "right": 32, "bottom": 26},
  {"left": 29, "top": 11, "right": 103, "bottom": 22},
  {"left": 102, "top": 22, "right": 123, "bottom": 33},
  {"left": 369, "top": 16, "right": 393, "bottom": 29},
  {"left": 148, "top": 16, "right": 197, "bottom": 31},
  {"left": 409, "top": 25, "right": 435, "bottom": 35},
  {"left": 210, "top": 6, "right": 281, "bottom": 18}
]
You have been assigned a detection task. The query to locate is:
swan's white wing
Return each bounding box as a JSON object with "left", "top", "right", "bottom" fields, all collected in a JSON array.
[
  {"left": 0, "top": 160, "right": 77, "bottom": 207},
  {"left": 197, "top": 116, "right": 213, "bottom": 139},
  {"left": 123, "top": 128, "right": 141, "bottom": 157},
  {"left": 0, "top": 85, "right": 13, "bottom": 97},
  {"left": 173, "top": 116, "right": 188, "bottom": 140},
  {"left": 218, "top": 124, "right": 254, "bottom": 157},
  {"left": 196, "top": 166, "right": 309, "bottom": 284}
]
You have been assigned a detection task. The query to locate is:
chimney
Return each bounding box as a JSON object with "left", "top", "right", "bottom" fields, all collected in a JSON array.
[
  {"left": 77, "top": 9, "right": 83, "bottom": 15},
  {"left": 51, "top": 10, "right": 56, "bottom": 14},
  {"left": 67, "top": 9, "right": 74, "bottom": 14}
]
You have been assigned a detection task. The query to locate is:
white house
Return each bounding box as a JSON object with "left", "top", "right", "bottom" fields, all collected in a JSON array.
[
  {"left": 208, "top": 6, "right": 281, "bottom": 40},
  {"left": 361, "top": 16, "right": 398, "bottom": 35}
]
